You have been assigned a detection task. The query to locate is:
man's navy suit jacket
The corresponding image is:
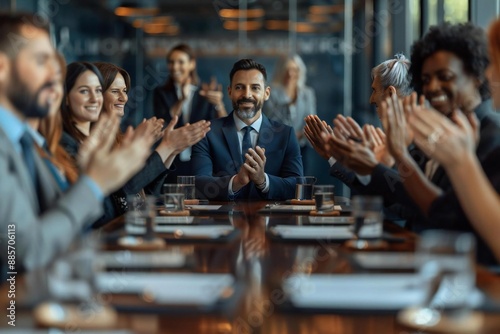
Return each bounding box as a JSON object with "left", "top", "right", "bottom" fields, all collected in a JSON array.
[{"left": 191, "top": 112, "right": 303, "bottom": 200}]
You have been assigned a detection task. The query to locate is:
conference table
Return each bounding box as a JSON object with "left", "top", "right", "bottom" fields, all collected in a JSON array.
[{"left": 2, "top": 200, "right": 500, "bottom": 333}]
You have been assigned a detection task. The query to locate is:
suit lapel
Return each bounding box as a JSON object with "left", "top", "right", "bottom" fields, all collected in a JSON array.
[
  {"left": 222, "top": 114, "right": 243, "bottom": 166},
  {"left": 256, "top": 114, "right": 274, "bottom": 151}
]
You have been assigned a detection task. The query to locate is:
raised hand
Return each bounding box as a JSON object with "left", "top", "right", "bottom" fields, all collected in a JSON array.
[
  {"left": 135, "top": 117, "right": 165, "bottom": 143},
  {"left": 410, "top": 107, "right": 479, "bottom": 168},
  {"left": 154, "top": 117, "right": 211, "bottom": 167},
  {"left": 199, "top": 77, "right": 227, "bottom": 117},
  {"left": 363, "top": 124, "right": 395, "bottom": 167},
  {"left": 333, "top": 115, "right": 365, "bottom": 142},
  {"left": 304, "top": 115, "right": 334, "bottom": 160},
  {"left": 82, "top": 114, "right": 154, "bottom": 195},
  {"left": 167, "top": 119, "right": 211, "bottom": 154},
  {"left": 243, "top": 146, "right": 267, "bottom": 187},
  {"left": 323, "top": 133, "right": 379, "bottom": 175},
  {"left": 379, "top": 93, "right": 411, "bottom": 161}
]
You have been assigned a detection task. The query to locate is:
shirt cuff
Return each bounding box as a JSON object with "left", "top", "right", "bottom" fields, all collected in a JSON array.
[
  {"left": 355, "top": 174, "right": 372, "bottom": 185},
  {"left": 328, "top": 156, "right": 337, "bottom": 167},
  {"left": 80, "top": 175, "right": 104, "bottom": 202},
  {"left": 228, "top": 175, "right": 236, "bottom": 196},
  {"left": 259, "top": 174, "right": 270, "bottom": 193}
]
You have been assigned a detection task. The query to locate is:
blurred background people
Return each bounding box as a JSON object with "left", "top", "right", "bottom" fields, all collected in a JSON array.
[
  {"left": 265, "top": 54, "right": 316, "bottom": 175},
  {"left": 153, "top": 43, "right": 226, "bottom": 182}
]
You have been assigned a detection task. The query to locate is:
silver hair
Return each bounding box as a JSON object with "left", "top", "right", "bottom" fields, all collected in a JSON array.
[
  {"left": 371, "top": 53, "right": 412, "bottom": 96},
  {"left": 272, "top": 54, "right": 307, "bottom": 89}
]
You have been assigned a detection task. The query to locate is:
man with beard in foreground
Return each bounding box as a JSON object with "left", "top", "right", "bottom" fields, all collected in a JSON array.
[
  {"left": 191, "top": 59, "right": 303, "bottom": 200},
  {"left": 0, "top": 13, "right": 153, "bottom": 272}
]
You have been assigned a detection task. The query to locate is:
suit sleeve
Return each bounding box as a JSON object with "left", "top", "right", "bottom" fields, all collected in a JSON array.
[
  {"left": 0, "top": 148, "right": 104, "bottom": 271},
  {"left": 264, "top": 126, "right": 303, "bottom": 200},
  {"left": 121, "top": 151, "right": 169, "bottom": 196},
  {"left": 191, "top": 135, "right": 233, "bottom": 200}
]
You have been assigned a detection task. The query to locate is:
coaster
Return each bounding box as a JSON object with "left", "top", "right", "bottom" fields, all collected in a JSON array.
[
  {"left": 34, "top": 302, "right": 117, "bottom": 329},
  {"left": 290, "top": 199, "right": 316, "bottom": 205},
  {"left": 309, "top": 210, "right": 340, "bottom": 216},
  {"left": 159, "top": 209, "right": 190, "bottom": 216},
  {"left": 397, "top": 307, "right": 484, "bottom": 333},
  {"left": 117, "top": 236, "right": 165, "bottom": 250},
  {"left": 184, "top": 199, "right": 200, "bottom": 205}
]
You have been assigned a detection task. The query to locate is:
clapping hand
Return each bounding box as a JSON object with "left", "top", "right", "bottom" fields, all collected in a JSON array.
[
  {"left": 410, "top": 105, "right": 479, "bottom": 168},
  {"left": 304, "top": 115, "right": 334, "bottom": 160}
]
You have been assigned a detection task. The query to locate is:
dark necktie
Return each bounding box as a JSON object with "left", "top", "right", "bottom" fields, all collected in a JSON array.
[
  {"left": 19, "top": 131, "right": 39, "bottom": 190},
  {"left": 241, "top": 126, "right": 253, "bottom": 162}
]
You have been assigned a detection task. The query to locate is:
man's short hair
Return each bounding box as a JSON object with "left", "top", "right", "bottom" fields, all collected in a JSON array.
[
  {"left": 372, "top": 53, "right": 412, "bottom": 97},
  {"left": 410, "top": 22, "right": 490, "bottom": 100},
  {"left": 0, "top": 12, "right": 50, "bottom": 57},
  {"left": 229, "top": 59, "right": 267, "bottom": 84}
]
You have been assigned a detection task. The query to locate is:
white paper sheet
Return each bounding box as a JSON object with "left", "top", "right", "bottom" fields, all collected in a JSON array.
[
  {"left": 307, "top": 216, "right": 354, "bottom": 225},
  {"left": 270, "top": 224, "right": 380, "bottom": 239},
  {"left": 96, "top": 273, "right": 234, "bottom": 306},
  {"left": 153, "top": 225, "right": 234, "bottom": 238},
  {"left": 267, "top": 205, "right": 342, "bottom": 212},
  {"left": 99, "top": 251, "right": 186, "bottom": 269},
  {"left": 155, "top": 216, "right": 194, "bottom": 224},
  {"left": 187, "top": 205, "right": 222, "bottom": 210},
  {"left": 284, "top": 273, "right": 483, "bottom": 310}
]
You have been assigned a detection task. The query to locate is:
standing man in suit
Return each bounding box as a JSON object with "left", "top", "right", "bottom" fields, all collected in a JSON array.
[
  {"left": 191, "top": 59, "right": 303, "bottom": 200},
  {"left": 0, "top": 13, "right": 153, "bottom": 271}
]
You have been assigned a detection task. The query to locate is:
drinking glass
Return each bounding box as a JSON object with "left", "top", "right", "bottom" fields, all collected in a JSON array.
[
  {"left": 417, "top": 230, "right": 476, "bottom": 315},
  {"left": 313, "top": 185, "right": 335, "bottom": 213},
  {"left": 397, "top": 231, "right": 479, "bottom": 331},
  {"left": 177, "top": 175, "right": 196, "bottom": 200},
  {"left": 295, "top": 176, "right": 317, "bottom": 200},
  {"left": 125, "top": 195, "right": 156, "bottom": 236},
  {"left": 345, "top": 196, "right": 386, "bottom": 250},
  {"left": 163, "top": 184, "right": 185, "bottom": 213}
]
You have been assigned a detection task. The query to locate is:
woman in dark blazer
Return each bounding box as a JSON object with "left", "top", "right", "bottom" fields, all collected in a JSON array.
[
  {"left": 153, "top": 43, "right": 226, "bottom": 181},
  {"left": 61, "top": 62, "right": 209, "bottom": 227}
]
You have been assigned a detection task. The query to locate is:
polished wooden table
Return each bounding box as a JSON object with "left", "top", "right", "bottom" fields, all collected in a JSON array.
[{"left": 2, "top": 201, "right": 500, "bottom": 333}]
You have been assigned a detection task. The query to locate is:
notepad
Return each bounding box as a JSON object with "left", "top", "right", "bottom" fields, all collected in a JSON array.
[
  {"left": 283, "top": 273, "right": 483, "bottom": 310},
  {"left": 154, "top": 225, "right": 234, "bottom": 238},
  {"left": 155, "top": 216, "right": 195, "bottom": 224},
  {"left": 96, "top": 273, "right": 234, "bottom": 306},
  {"left": 307, "top": 216, "right": 354, "bottom": 225},
  {"left": 187, "top": 205, "right": 222, "bottom": 210},
  {"left": 99, "top": 251, "right": 186, "bottom": 269},
  {"left": 270, "top": 224, "right": 381, "bottom": 239}
]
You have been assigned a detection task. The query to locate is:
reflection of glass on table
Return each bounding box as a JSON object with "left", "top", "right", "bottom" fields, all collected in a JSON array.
[{"left": 345, "top": 196, "right": 386, "bottom": 250}]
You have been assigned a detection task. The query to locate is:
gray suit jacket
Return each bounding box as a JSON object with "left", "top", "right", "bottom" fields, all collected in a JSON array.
[
  {"left": 265, "top": 85, "right": 316, "bottom": 147},
  {"left": 0, "top": 128, "right": 103, "bottom": 271}
]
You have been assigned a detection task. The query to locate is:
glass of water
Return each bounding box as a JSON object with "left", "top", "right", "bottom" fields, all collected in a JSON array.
[
  {"left": 313, "top": 185, "right": 335, "bottom": 213},
  {"left": 177, "top": 176, "right": 196, "bottom": 201},
  {"left": 163, "top": 184, "right": 185, "bottom": 213},
  {"left": 345, "top": 196, "right": 386, "bottom": 250},
  {"left": 125, "top": 195, "right": 157, "bottom": 236}
]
